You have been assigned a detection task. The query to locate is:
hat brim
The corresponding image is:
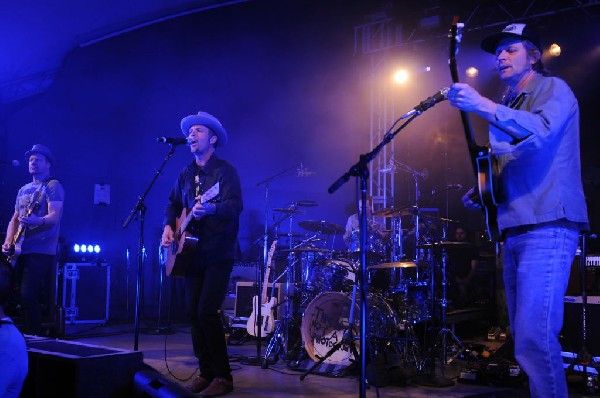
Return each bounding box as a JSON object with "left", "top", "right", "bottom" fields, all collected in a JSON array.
[
  {"left": 25, "top": 149, "right": 56, "bottom": 166},
  {"left": 180, "top": 114, "right": 228, "bottom": 147},
  {"left": 481, "top": 32, "right": 541, "bottom": 54}
]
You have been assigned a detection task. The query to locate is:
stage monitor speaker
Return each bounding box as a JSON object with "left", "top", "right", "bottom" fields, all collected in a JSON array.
[
  {"left": 22, "top": 336, "right": 144, "bottom": 398},
  {"left": 561, "top": 296, "right": 600, "bottom": 357},
  {"left": 133, "top": 369, "right": 195, "bottom": 397},
  {"left": 233, "top": 281, "right": 284, "bottom": 320}
]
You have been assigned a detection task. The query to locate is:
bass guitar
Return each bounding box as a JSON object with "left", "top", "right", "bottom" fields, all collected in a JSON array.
[
  {"left": 246, "top": 240, "right": 278, "bottom": 337},
  {"left": 449, "top": 17, "right": 500, "bottom": 241},
  {"left": 163, "top": 182, "right": 220, "bottom": 277}
]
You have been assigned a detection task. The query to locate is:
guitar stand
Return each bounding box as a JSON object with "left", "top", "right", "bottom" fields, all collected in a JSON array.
[{"left": 565, "top": 233, "right": 600, "bottom": 393}]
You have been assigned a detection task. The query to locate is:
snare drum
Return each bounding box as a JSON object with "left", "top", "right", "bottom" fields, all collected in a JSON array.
[{"left": 301, "top": 291, "right": 399, "bottom": 366}]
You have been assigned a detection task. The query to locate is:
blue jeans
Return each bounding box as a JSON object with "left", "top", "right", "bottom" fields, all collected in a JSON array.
[{"left": 503, "top": 224, "right": 579, "bottom": 398}]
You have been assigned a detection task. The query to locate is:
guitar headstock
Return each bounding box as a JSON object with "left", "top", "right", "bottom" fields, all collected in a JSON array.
[{"left": 449, "top": 16, "right": 464, "bottom": 60}]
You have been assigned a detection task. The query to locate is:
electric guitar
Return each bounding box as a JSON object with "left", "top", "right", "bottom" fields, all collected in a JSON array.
[
  {"left": 163, "top": 182, "right": 220, "bottom": 277},
  {"left": 5, "top": 178, "right": 54, "bottom": 267},
  {"left": 246, "top": 240, "right": 278, "bottom": 337},
  {"left": 449, "top": 17, "right": 500, "bottom": 241}
]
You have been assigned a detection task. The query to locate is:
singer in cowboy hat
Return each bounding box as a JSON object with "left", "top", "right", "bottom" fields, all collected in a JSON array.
[{"left": 161, "top": 111, "right": 242, "bottom": 397}]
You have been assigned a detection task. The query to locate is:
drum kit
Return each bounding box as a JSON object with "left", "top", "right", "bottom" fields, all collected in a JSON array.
[{"left": 259, "top": 199, "right": 465, "bottom": 379}]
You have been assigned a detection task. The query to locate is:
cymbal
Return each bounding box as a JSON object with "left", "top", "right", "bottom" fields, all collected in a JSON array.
[
  {"left": 418, "top": 241, "right": 474, "bottom": 249},
  {"left": 368, "top": 261, "right": 417, "bottom": 269},
  {"left": 294, "top": 200, "right": 318, "bottom": 207},
  {"left": 281, "top": 245, "right": 333, "bottom": 253},
  {"left": 277, "top": 232, "right": 305, "bottom": 238},
  {"left": 373, "top": 206, "right": 416, "bottom": 217},
  {"left": 299, "top": 220, "right": 344, "bottom": 235},
  {"left": 273, "top": 207, "right": 306, "bottom": 214}
]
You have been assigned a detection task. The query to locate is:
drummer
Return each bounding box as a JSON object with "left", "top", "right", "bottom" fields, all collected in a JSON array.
[{"left": 342, "top": 197, "right": 388, "bottom": 250}]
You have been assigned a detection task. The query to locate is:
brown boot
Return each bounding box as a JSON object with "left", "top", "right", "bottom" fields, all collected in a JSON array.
[
  {"left": 198, "top": 377, "right": 233, "bottom": 397},
  {"left": 187, "top": 375, "right": 211, "bottom": 393}
]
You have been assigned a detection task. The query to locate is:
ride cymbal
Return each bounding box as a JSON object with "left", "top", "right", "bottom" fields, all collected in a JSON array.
[
  {"left": 368, "top": 261, "right": 417, "bottom": 269},
  {"left": 299, "top": 220, "right": 344, "bottom": 235}
]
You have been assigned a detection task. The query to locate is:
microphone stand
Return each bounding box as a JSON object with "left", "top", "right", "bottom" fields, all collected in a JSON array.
[
  {"left": 329, "top": 113, "right": 420, "bottom": 397},
  {"left": 123, "top": 145, "right": 177, "bottom": 351},
  {"left": 242, "top": 164, "right": 300, "bottom": 367}
]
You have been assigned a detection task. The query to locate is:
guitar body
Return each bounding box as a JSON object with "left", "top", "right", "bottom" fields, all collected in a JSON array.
[
  {"left": 476, "top": 152, "right": 501, "bottom": 241},
  {"left": 246, "top": 241, "right": 278, "bottom": 337},
  {"left": 164, "top": 209, "right": 199, "bottom": 277},
  {"left": 246, "top": 296, "right": 277, "bottom": 336},
  {"left": 5, "top": 232, "right": 23, "bottom": 267}
]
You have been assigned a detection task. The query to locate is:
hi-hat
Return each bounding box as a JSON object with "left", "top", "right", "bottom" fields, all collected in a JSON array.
[
  {"left": 368, "top": 261, "right": 417, "bottom": 269},
  {"left": 418, "top": 241, "right": 474, "bottom": 249},
  {"left": 373, "top": 206, "right": 416, "bottom": 218},
  {"left": 294, "top": 200, "right": 318, "bottom": 207},
  {"left": 281, "top": 245, "right": 333, "bottom": 253},
  {"left": 299, "top": 220, "right": 344, "bottom": 235},
  {"left": 273, "top": 207, "right": 306, "bottom": 214}
]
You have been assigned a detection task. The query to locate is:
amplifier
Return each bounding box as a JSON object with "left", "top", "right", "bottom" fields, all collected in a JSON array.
[
  {"left": 562, "top": 296, "right": 600, "bottom": 356},
  {"left": 566, "top": 256, "right": 600, "bottom": 295},
  {"left": 233, "top": 281, "right": 284, "bottom": 322}
]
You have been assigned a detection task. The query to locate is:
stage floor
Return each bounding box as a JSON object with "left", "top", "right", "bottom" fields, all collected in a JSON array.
[{"left": 48, "top": 319, "right": 595, "bottom": 398}]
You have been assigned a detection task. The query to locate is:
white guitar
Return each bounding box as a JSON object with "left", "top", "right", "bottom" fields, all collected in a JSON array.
[{"left": 246, "top": 241, "right": 278, "bottom": 337}]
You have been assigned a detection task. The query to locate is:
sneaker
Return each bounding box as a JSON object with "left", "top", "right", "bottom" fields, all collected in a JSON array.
[
  {"left": 187, "top": 376, "right": 211, "bottom": 393},
  {"left": 198, "top": 377, "right": 234, "bottom": 397}
]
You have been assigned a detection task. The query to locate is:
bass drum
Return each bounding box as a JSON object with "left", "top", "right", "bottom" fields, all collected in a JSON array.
[{"left": 301, "top": 291, "right": 398, "bottom": 366}]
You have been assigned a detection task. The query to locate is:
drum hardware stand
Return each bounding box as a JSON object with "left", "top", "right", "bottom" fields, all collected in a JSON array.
[
  {"left": 299, "top": 276, "right": 362, "bottom": 381},
  {"left": 565, "top": 233, "right": 600, "bottom": 393},
  {"left": 262, "top": 261, "right": 298, "bottom": 368},
  {"left": 414, "top": 244, "right": 462, "bottom": 387},
  {"left": 328, "top": 93, "right": 441, "bottom": 396},
  {"left": 245, "top": 165, "right": 299, "bottom": 367}
]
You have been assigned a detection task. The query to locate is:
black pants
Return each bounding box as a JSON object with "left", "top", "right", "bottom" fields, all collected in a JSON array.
[
  {"left": 185, "top": 259, "right": 234, "bottom": 381},
  {"left": 15, "top": 253, "right": 55, "bottom": 335}
]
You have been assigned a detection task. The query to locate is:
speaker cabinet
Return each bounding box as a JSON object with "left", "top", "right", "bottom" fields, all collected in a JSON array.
[{"left": 22, "top": 336, "right": 144, "bottom": 398}]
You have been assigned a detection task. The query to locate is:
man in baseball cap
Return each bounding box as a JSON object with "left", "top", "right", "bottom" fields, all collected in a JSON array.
[{"left": 447, "top": 23, "right": 588, "bottom": 397}]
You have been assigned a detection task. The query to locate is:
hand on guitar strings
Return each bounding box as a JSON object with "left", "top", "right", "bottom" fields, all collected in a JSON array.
[
  {"left": 192, "top": 196, "right": 216, "bottom": 219},
  {"left": 462, "top": 187, "right": 482, "bottom": 210}
]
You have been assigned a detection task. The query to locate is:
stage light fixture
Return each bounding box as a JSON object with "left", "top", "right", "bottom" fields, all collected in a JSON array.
[
  {"left": 466, "top": 67, "right": 479, "bottom": 78},
  {"left": 549, "top": 43, "right": 561, "bottom": 57},
  {"left": 393, "top": 69, "right": 409, "bottom": 84}
]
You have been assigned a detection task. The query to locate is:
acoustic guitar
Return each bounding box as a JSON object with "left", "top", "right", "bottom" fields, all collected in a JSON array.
[
  {"left": 163, "top": 182, "right": 220, "bottom": 277},
  {"left": 449, "top": 17, "right": 500, "bottom": 241},
  {"left": 246, "top": 240, "right": 278, "bottom": 337}
]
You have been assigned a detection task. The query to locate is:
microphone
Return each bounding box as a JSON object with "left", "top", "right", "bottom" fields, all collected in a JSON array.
[
  {"left": 431, "top": 183, "right": 463, "bottom": 196},
  {"left": 156, "top": 137, "right": 190, "bottom": 145},
  {"left": 400, "top": 87, "right": 449, "bottom": 119},
  {"left": 0, "top": 159, "right": 20, "bottom": 167}
]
